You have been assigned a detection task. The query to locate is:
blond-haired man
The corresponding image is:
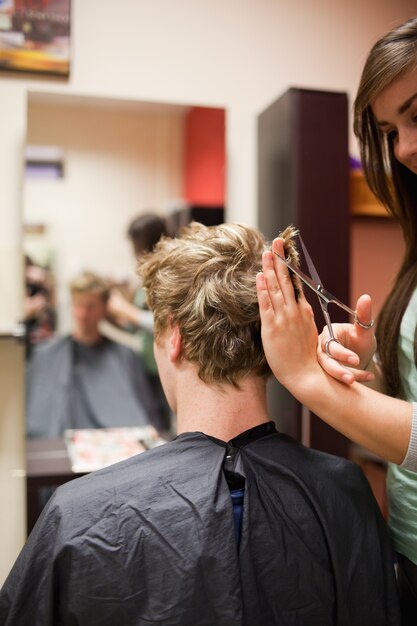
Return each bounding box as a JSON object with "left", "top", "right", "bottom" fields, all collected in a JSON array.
[
  {"left": 26, "top": 270, "right": 158, "bottom": 437},
  {"left": 1, "top": 224, "right": 399, "bottom": 625}
]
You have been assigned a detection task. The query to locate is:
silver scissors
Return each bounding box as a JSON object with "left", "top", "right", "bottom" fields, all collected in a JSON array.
[{"left": 274, "top": 233, "right": 374, "bottom": 353}]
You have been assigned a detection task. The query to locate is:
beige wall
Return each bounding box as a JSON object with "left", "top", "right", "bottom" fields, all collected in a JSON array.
[
  {"left": 1, "top": 0, "right": 416, "bottom": 583},
  {"left": 351, "top": 218, "right": 405, "bottom": 317},
  {"left": 1, "top": 1, "right": 415, "bottom": 227}
]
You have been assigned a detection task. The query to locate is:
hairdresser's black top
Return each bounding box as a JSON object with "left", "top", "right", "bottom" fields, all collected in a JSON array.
[{"left": 0, "top": 422, "right": 400, "bottom": 625}]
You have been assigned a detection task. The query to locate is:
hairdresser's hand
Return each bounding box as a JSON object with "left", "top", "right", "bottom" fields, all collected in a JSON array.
[
  {"left": 107, "top": 289, "right": 135, "bottom": 325},
  {"left": 23, "top": 293, "right": 47, "bottom": 320},
  {"left": 256, "top": 238, "right": 320, "bottom": 390},
  {"left": 317, "top": 294, "right": 376, "bottom": 385}
]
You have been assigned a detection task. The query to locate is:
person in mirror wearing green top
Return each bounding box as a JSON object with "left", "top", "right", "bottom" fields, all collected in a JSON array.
[
  {"left": 256, "top": 16, "right": 417, "bottom": 623},
  {"left": 107, "top": 213, "right": 172, "bottom": 431}
]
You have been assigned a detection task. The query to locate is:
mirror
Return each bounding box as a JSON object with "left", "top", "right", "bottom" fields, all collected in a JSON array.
[
  {"left": 23, "top": 92, "right": 226, "bottom": 334},
  {"left": 22, "top": 91, "right": 226, "bottom": 442}
]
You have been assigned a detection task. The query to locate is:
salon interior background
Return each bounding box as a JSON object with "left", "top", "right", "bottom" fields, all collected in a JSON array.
[{"left": 1, "top": 0, "right": 416, "bottom": 584}]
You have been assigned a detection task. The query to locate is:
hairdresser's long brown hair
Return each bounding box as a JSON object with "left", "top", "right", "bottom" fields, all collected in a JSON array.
[
  {"left": 354, "top": 18, "right": 417, "bottom": 396},
  {"left": 354, "top": 17, "right": 417, "bottom": 397}
]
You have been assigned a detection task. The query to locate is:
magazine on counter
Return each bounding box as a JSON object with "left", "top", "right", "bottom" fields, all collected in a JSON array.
[{"left": 64, "top": 425, "right": 167, "bottom": 473}]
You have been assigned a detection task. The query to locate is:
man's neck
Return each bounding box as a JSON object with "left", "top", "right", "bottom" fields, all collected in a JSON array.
[
  {"left": 72, "top": 331, "right": 102, "bottom": 346},
  {"left": 175, "top": 369, "right": 270, "bottom": 442}
]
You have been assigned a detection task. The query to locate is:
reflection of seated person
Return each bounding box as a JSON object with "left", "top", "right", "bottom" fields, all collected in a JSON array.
[
  {"left": 3, "top": 224, "right": 400, "bottom": 624},
  {"left": 106, "top": 213, "right": 171, "bottom": 430},
  {"left": 26, "top": 271, "right": 159, "bottom": 438}
]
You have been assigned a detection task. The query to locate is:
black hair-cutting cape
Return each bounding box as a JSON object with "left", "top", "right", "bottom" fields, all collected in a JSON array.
[
  {"left": 0, "top": 423, "right": 400, "bottom": 625},
  {"left": 26, "top": 336, "right": 159, "bottom": 437}
]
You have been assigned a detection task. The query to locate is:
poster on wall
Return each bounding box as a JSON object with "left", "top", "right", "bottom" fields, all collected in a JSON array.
[{"left": 0, "top": 0, "right": 70, "bottom": 77}]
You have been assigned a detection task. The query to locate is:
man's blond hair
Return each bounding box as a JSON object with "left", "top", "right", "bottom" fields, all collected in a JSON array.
[
  {"left": 69, "top": 271, "right": 110, "bottom": 302},
  {"left": 139, "top": 222, "right": 298, "bottom": 387}
]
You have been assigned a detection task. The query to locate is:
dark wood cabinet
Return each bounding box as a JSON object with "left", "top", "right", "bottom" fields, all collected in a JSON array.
[{"left": 258, "top": 87, "right": 350, "bottom": 458}]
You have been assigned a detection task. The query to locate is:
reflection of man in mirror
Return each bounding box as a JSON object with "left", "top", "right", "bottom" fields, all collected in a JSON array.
[
  {"left": 3, "top": 223, "right": 399, "bottom": 624},
  {"left": 26, "top": 271, "right": 159, "bottom": 438}
]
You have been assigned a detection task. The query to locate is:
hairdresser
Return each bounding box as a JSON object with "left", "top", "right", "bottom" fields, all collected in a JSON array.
[{"left": 256, "top": 16, "right": 417, "bottom": 621}]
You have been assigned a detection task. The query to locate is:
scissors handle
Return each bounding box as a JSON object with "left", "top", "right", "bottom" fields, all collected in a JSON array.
[
  {"left": 318, "top": 287, "right": 354, "bottom": 316},
  {"left": 354, "top": 312, "right": 375, "bottom": 330},
  {"left": 320, "top": 289, "right": 374, "bottom": 330},
  {"left": 321, "top": 305, "right": 335, "bottom": 340}
]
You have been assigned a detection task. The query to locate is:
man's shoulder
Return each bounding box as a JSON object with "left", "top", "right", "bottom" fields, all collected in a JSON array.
[
  {"left": 42, "top": 434, "right": 215, "bottom": 538},
  {"left": 261, "top": 431, "right": 369, "bottom": 493},
  {"left": 27, "top": 336, "right": 72, "bottom": 369},
  {"left": 45, "top": 447, "right": 166, "bottom": 529},
  {"left": 31, "top": 335, "right": 71, "bottom": 356},
  {"left": 251, "top": 432, "right": 382, "bottom": 530},
  {"left": 52, "top": 437, "right": 191, "bottom": 508},
  {"left": 291, "top": 436, "right": 361, "bottom": 474}
]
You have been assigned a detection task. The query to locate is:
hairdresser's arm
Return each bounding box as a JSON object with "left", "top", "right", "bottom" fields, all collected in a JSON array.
[
  {"left": 108, "top": 289, "right": 154, "bottom": 332},
  {"left": 256, "top": 239, "right": 413, "bottom": 466}
]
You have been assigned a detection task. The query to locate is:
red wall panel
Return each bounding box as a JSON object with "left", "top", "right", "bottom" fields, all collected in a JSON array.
[{"left": 184, "top": 107, "right": 225, "bottom": 206}]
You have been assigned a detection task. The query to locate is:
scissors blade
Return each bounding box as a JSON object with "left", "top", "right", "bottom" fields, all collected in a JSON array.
[
  {"left": 298, "top": 236, "right": 357, "bottom": 316},
  {"left": 297, "top": 234, "right": 332, "bottom": 328},
  {"left": 298, "top": 234, "right": 323, "bottom": 289},
  {"left": 275, "top": 236, "right": 364, "bottom": 326},
  {"left": 274, "top": 251, "right": 354, "bottom": 314},
  {"left": 273, "top": 252, "right": 329, "bottom": 302}
]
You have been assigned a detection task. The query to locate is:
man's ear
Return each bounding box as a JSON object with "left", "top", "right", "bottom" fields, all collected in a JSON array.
[{"left": 170, "top": 325, "right": 182, "bottom": 363}]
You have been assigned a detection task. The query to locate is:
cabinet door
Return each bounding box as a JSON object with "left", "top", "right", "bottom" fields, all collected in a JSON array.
[{"left": 258, "top": 87, "right": 350, "bottom": 458}]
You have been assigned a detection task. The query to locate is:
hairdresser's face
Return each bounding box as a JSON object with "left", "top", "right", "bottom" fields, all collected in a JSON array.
[{"left": 372, "top": 67, "right": 417, "bottom": 175}]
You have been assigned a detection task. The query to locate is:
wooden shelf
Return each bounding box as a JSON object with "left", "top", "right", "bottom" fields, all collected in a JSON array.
[{"left": 350, "top": 169, "right": 389, "bottom": 218}]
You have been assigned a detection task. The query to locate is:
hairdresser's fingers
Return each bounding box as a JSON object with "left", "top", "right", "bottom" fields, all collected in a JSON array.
[
  {"left": 317, "top": 347, "right": 355, "bottom": 384},
  {"left": 319, "top": 326, "right": 360, "bottom": 366},
  {"left": 260, "top": 250, "right": 286, "bottom": 315},
  {"left": 355, "top": 294, "right": 374, "bottom": 329},
  {"left": 348, "top": 367, "right": 375, "bottom": 383},
  {"left": 271, "top": 238, "right": 297, "bottom": 307},
  {"left": 256, "top": 271, "right": 276, "bottom": 324},
  {"left": 319, "top": 297, "right": 376, "bottom": 369},
  {"left": 352, "top": 294, "right": 377, "bottom": 368},
  {"left": 317, "top": 345, "right": 375, "bottom": 385}
]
